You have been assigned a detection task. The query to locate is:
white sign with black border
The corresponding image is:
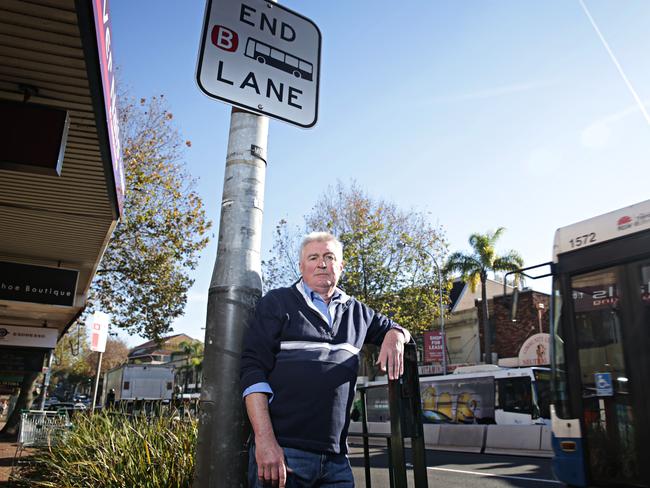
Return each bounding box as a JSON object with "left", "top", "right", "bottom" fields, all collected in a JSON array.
[
  {"left": 196, "top": 0, "right": 321, "bottom": 128},
  {"left": 0, "top": 325, "right": 58, "bottom": 349}
]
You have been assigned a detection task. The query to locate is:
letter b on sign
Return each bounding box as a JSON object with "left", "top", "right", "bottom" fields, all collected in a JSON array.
[{"left": 211, "top": 25, "right": 238, "bottom": 52}]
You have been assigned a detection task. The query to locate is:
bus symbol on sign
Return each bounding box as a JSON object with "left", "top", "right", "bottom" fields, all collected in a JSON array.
[
  {"left": 595, "top": 372, "right": 613, "bottom": 397},
  {"left": 197, "top": 0, "right": 321, "bottom": 128},
  {"left": 245, "top": 38, "right": 313, "bottom": 82}
]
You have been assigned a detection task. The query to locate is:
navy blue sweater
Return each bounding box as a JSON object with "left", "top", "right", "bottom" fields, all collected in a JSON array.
[{"left": 240, "top": 283, "right": 398, "bottom": 454}]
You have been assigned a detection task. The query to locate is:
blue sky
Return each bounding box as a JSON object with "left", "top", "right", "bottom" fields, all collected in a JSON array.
[{"left": 110, "top": 0, "right": 650, "bottom": 346}]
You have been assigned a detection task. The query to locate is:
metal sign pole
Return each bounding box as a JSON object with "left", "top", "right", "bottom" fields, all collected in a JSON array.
[
  {"left": 193, "top": 108, "right": 268, "bottom": 488},
  {"left": 388, "top": 379, "right": 408, "bottom": 488},
  {"left": 91, "top": 351, "right": 103, "bottom": 412}
]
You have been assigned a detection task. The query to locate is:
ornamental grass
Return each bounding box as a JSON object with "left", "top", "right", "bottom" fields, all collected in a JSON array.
[{"left": 13, "top": 411, "right": 197, "bottom": 488}]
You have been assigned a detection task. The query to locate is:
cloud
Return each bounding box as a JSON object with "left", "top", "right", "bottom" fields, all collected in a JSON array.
[
  {"left": 580, "top": 102, "right": 650, "bottom": 149},
  {"left": 429, "top": 79, "right": 558, "bottom": 104}
]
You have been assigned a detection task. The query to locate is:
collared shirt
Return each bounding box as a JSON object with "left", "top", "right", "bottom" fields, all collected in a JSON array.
[{"left": 300, "top": 281, "right": 345, "bottom": 328}]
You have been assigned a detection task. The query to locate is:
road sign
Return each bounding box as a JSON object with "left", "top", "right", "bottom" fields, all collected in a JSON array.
[
  {"left": 197, "top": 0, "right": 321, "bottom": 128},
  {"left": 87, "top": 311, "right": 110, "bottom": 353},
  {"left": 595, "top": 372, "right": 613, "bottom": 397}
]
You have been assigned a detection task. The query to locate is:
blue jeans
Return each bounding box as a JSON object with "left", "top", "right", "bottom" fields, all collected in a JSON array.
[{"left": 248, "top": 444, "right": 354, "bottom": 487}]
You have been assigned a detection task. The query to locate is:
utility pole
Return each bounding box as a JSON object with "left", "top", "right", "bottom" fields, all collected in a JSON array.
[
  {"left": 420, "top": 247, "right": 447, "bottom": 375},
  {"left": 193, "top": 108, "right": 268, "bottom": 488},
  {"left": 434, "top": 263, "right": 447, "bottom": 375}
]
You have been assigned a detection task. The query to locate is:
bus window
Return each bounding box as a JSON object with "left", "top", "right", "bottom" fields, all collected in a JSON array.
[
  {"left": 285, "top": 55, "right": 299, "bottom": 68},
  {"left": 365, "top": 385, "right": 389, "bottom": 422},
  {"left": 257, "top": 42, "right": 270, "bottom": 56},
  {"left": 533, "top": 369, "right": 551, "bottom": 419},
  {"left": 299, "top": 60, "right": 313, "bottom": 74},
  {"left": 551, "top": 282, "right": 571, "bottom": 419},
  {"left": 497, "top": 377, "right": 532, "bottom": 414},
  {"left": 271, "top": 48, "right": 284, "bottom": 62}
]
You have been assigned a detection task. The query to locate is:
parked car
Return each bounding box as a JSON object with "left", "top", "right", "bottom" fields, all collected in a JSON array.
[
  {"left": 45, "top": 402, "right": 88, "bottom": 417},
  {"left": 422, "top": 409, "right": 454, "bottom": 424}
]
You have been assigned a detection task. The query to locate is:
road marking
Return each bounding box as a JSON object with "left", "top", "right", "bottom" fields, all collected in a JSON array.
[{"left": 427, "top": 466, "right": 561, "bottom": 484}]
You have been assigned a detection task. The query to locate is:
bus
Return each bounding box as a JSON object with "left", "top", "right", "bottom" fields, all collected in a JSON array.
[
  {"left": 244, "top": 38, "right": 314, "bottom": 81},
  {"left": 360, "top": 365, "right": 550, "bottom": 426},
  {"left": 550, "top": 199, "right": 650, "bottom": 487}
]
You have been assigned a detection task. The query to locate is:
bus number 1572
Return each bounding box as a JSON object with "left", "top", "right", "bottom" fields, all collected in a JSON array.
[{"left": 569, "top": 232, "right": 596, "bottom": 249}]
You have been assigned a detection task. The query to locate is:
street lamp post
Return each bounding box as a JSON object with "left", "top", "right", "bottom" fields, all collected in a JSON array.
[
  {"left": 430, "top": 257, "right": 447, "bottom": 375},
  {"left": 420, "top": 248, "right": 447, "bottom": 375},
  {"left": 399, "top": 242, "right": 447, "bottom": 374}
]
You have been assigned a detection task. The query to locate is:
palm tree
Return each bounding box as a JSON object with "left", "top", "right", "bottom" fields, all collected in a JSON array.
[
  {"left": 178, "top": 340, "right": 204, "bottom": 393},
  {"left": 445, "top": 228, "right": 523, "bottom": 364}
]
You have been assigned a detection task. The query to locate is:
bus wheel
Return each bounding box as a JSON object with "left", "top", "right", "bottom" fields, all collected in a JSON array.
[
  {"left": 257, "top": 56, "right": 265, "bottom": 64},
  {"left": 293, "top": 71, "right": 301, "bottom": 79}
]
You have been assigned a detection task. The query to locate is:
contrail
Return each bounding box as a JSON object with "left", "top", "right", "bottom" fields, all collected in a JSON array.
[{"left": 578, "top": 0, "right": 650, "bottom": 126}]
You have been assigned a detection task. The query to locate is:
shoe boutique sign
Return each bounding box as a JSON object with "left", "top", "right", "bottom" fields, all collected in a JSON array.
[{"left": 0, "top": 261, "right": 78, "bottom": 307}]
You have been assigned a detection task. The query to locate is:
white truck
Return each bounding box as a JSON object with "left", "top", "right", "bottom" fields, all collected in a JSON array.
[{"left": 103, "top": 364, "right": 175, "bottom": 403}]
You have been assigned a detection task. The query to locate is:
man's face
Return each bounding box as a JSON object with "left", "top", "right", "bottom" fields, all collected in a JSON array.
[{"left": 299, "top": 240, "right": 344, "bottom": 296}]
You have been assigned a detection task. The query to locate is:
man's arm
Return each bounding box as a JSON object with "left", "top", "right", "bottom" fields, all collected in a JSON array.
[
  {"left": 376, "top": 328, "right": 410, "bottom": 380},
  {"left": 245, "top": 392, "right": 288, "bottom": 487}
]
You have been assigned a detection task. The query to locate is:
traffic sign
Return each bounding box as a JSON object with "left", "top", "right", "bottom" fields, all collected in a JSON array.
[
  {"left": 595, "top": 372, "right": 613, "bottom": 397},
  {"left": 87, "top": 311, "right": 110, "bottom": 353},
  {"left": 197, "top": 0, "right": 321, "bottom": 128}
]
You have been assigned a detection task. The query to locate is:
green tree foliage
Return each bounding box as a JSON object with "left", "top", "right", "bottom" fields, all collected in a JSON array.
[
  {"left": 90, "top": 95, "right": 211, "bottom": 340},
  {"left": 444, "top": 227, "right": 523, "bottom": 364},
  {"left": 264, "top": 182, "right": 448, "bottom": 337}
]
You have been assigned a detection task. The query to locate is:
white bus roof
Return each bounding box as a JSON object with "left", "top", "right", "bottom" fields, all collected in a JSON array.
[
  {"left": 452, "top": 365, "right": 501, "bottom": 374},
  {"left": 363, "top": 366, "right": 548, "bottom": 387},
  {"left": 553, "top": 199, "right": 650, "bottom": 261}
]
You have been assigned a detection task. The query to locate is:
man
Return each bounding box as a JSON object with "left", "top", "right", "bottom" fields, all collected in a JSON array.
[{"left": 241, "top": 232, "right": 410, "bottom": 487}]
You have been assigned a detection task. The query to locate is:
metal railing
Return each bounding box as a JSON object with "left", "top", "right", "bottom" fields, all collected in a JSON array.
[{"left": 357, "top": 343, "right": 428, "bottom": 488}]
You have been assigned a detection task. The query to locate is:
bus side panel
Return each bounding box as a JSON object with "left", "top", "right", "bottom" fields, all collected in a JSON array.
[{"left": 552, "top": 433, "right": 588, "bottom": 487}]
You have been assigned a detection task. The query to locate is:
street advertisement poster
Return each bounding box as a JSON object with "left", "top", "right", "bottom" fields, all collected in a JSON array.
[
  {"left": 423, "top": 331, "right": 444, "bottom": 364},
  {"left": 420, "top": 376, "right": 494, "bottom": 424},
  {"left": 363, "top": 376, "right": 495, "bottom": 424}
]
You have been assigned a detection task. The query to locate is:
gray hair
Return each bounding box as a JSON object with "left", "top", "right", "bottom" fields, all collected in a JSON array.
[{"left": 299, "top": 232, "right": 343, "bottom": 261}]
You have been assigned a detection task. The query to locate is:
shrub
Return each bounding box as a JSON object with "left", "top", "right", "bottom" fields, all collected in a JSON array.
[{"left": 13, "top": 411, "right": 197, "bottom": 488}]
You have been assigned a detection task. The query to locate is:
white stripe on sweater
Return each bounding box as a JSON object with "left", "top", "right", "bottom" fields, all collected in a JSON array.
[{"left": 279, "top": 341, "right": 360, "bottom": 355}]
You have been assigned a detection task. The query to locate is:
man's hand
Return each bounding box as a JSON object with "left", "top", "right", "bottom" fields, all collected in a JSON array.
[
  {"left": 376, "top": 328, "right": 407, "bottom": 380},
  {"left": 245, "top": 392, "right": 293, "bottom": 487},
  {"left": 255, "top": 435, "right": 289, "bottom": 487}
]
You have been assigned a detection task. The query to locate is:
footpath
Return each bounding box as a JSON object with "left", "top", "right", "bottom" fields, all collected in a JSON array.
[
  {"left": 0, "top": 420, "right": 32, "bottom": 487},
  {"left": 0, "top": 438, "right": 17, "bottom": 486}
]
